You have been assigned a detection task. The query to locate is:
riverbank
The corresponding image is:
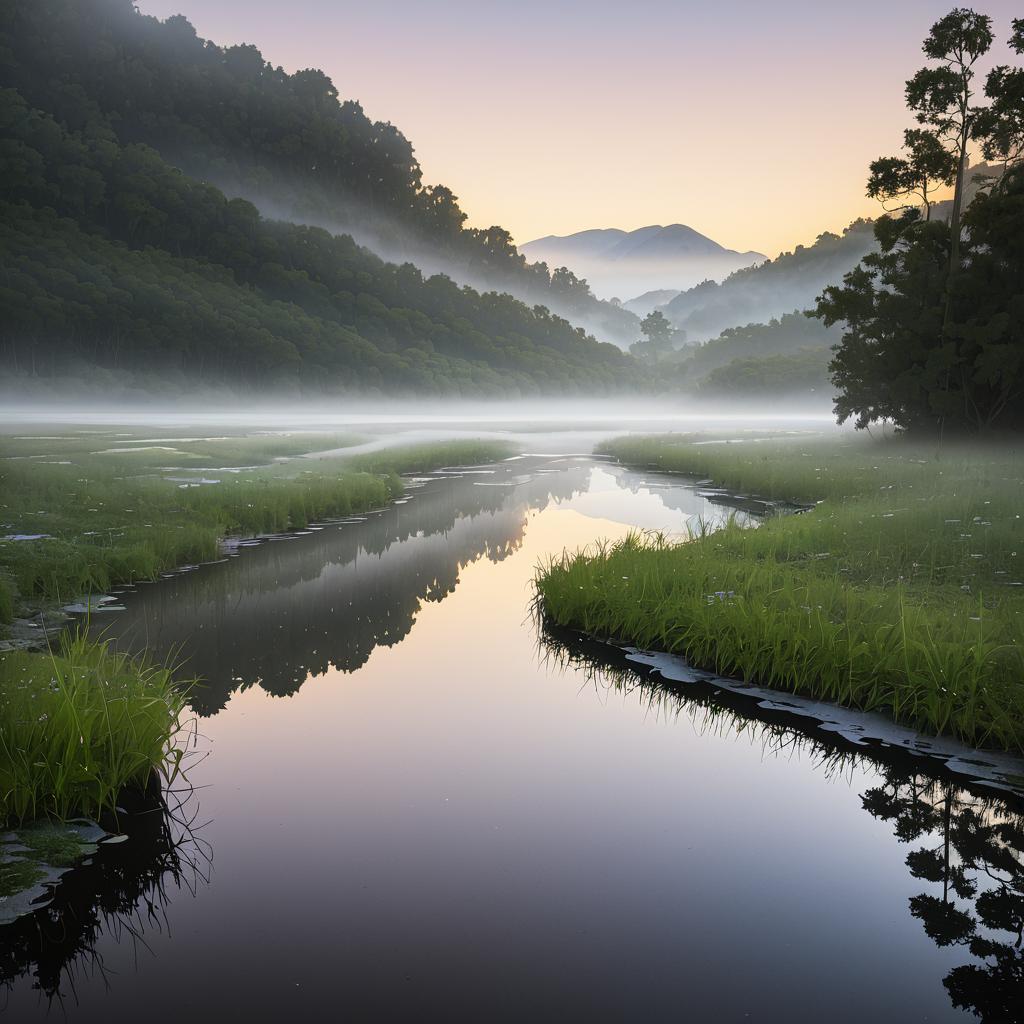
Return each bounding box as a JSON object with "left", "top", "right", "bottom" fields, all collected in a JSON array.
[
  {"left": 0, "top": 432, "right": 511, "bottom": 629},
  {"left": 534, "top": 433, "right": 1024, "bottom": 752}
]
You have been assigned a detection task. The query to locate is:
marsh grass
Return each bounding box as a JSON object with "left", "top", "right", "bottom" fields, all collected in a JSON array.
[
  {"left": 0, "top": 434, "right": 513, "bottom": 619},
  {"left": 0, "top": 631, "right": 189, "bottom": 826},
  {"left": 536, "top": 434, "right": 1024, "bottom": 752}
]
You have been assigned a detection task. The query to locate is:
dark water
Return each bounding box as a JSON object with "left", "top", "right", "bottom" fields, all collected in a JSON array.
[{"left": 3, "top": 455, "right": 1023, "bottom": 1022}]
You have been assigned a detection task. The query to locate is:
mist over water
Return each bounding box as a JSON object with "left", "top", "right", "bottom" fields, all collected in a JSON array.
[{"left": 0, "top": 398, "right": 840, "bottom": 437}]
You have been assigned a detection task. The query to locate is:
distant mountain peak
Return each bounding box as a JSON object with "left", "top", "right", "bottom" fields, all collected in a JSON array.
[{"left": 519, "top": 225, "right": 766, "bottom": 301}]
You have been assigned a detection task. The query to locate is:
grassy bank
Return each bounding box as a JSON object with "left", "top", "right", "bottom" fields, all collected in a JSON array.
[
  {"left": 0, "top": 632, "right": 188, "bottom": 826},
  {"left": 535, "top": 433, "right": 1024, "bottom": 752},
  {"left": 0, "top": 431, "right": 512, "bottom": 620}
]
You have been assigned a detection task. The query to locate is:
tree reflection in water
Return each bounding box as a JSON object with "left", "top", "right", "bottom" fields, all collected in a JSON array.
[
  {"left": 541, "top": 627, "right": 1024, "bottom": 1023},
  {"left": 862, "top": 776, "right": 1024, "bottom": 1021},
  {"left": 0, "top": 780, "right": 209, "bottom": 1008}
]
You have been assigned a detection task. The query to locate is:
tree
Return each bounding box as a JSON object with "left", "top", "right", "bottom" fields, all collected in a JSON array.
[
  {"left": 819, "top": 168, "right": 1024, "bottom": 433},
  {"left": 867, "top": 128, "right": 958, "bottom": 219},
  {"left": 629, "top": 310, "right": 678, "bottom": 360},
  {"left": 817, "top": 9, "right": 1024, "bottom": 434},
  {"left": 974, "top": 18, "right": 1024, "bottom": 168},
  {"left": 904, "top": 8, "right": 994, "bottom": 273}
]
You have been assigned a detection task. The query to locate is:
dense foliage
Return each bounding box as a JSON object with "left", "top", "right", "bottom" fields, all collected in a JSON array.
[
  {"left": 0, "top": 4, "right": 642, "bottom": 392},
  {"left": 0, "top": 85, "right": 635, "bottom": 392},
  {"left": 660, "top": 221, "right": 877, "bottom": 341},
  {"left": 668, "top": 311, "right": 839, "bottom": 387},
  {"left": 819, "top": 175, "right": 1024, "bottom": 432},
  {"left": 0, "top": 0, "right": 637, "bottom": 347},
  {"left": 695, "top": 347, "right": 832, "bottom": 398},
  {"left": 818, "top": 12, "right": 1024, "bottom": 434}
]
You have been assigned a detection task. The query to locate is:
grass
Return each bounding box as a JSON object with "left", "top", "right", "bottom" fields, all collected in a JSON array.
[
  {"left": 0, "top": 631, "right": 188, "bottom": 826},
  {"left": 535, "top": 433, "right": 1024, "bottom": 753},
  {"left": 0, "top": 431, "right": 513, "bottom": 620}
]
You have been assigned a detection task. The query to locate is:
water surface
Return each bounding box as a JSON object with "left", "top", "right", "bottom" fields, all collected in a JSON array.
[{"left": 4, "top": 453, "right": 1022, "bottom": 1022}]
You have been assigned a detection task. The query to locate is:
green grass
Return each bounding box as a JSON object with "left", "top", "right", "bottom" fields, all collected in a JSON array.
[
  {"left": 0, "top": 432, "right": 513, "bottom": 620},
  {"left": 0, "top": 631, "right": 188, "bottom": 826},
  {"left": 536, "top": 433, "right": 1024, "bottom": 752}
]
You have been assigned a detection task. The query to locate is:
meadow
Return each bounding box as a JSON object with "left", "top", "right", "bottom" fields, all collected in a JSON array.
[{"left": 535, "top": 433, "right": 1024, "bottom": 752}]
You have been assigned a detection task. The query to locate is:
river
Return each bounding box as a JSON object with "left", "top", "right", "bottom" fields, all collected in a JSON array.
[{"left": 3, "top": 435, "right": 1023, "bottom": 1022}]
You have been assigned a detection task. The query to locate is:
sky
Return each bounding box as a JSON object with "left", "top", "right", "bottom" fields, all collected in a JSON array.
[{"left": 138, "top": 0, "right": 1021, "bottom": 258}]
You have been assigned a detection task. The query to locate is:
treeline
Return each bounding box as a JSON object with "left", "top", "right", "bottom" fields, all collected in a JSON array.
[
  {"left": 0, "top": 0, "right": 637, "bottom": 345},
  {"left": 695, "top": 348, "right": 832, "bottom": 398},
  {"left": 661, "top": 222, "right": 877, "bottom": 341},
  {"left": 0, "top": 85, "right": 635, "bottom": 393},
  {"left": 671, "top": 312, "right": 839, "bottom": 381}
]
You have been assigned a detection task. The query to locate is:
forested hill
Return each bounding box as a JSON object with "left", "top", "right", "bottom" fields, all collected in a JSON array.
[
  {"left": 0, "top": 0, "right": 638, "bottom": 347},
  {"left": 660, "top": 221, "right": 878, "bottom": 342},
  {"left": 0, "top": 7, "right": 638, "bottom": 394}
]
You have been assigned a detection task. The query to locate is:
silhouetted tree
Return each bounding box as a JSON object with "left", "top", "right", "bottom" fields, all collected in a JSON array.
[{"left": 816, "top": 9, "right": 1024, "bottom": 434}]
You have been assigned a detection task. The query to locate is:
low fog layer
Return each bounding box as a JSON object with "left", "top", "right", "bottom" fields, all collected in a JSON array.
[{"left": 0, "top": 398, "right": 840, "bottom": 443}]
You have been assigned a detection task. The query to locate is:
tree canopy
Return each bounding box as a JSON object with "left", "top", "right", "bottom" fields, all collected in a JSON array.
[{"left": 817, "top": 9, "right": 1024, "bottom": 434}]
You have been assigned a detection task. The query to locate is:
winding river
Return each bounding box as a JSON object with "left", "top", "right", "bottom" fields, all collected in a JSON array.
[{"left": 4, "top": 441, "right": 1023, "bottom": 1022}]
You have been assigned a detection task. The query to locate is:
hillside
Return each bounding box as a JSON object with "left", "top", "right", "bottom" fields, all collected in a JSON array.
[
  {"left": 665, "top": 312, "right": 841, "bottom": 398},
  {"left": 0, "top": 0, "right": 639, "bottom": 347},
  {"left": 520, "top": 225, "right": 764, "bottom": 300},
  {"left": 660, "top": 221, "right": 878, "bottom": 341},
  {"left": 0, "top": 3, "right": 642, "bottom": 395},
  {"left": 622, "top": 289, "right": 682, "bottom": 317}
]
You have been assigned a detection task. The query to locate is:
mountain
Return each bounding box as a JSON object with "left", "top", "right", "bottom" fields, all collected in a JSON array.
[
  {"left": 520, "top": 225, "right": 765, "bottom": 300},
  {"left": 0, "top": 1, "right": 640, "bottom": 395},
  {"left": 660, "top": 221, "right": 878, "bottom": 342},
  {"left": 622, "top": 289, "right": 682, "bottom": 317}
]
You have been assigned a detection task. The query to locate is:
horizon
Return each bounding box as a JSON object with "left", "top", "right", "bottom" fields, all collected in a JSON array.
[{"left": 137, "top": 0, "right": 1022, "bottom": 258}]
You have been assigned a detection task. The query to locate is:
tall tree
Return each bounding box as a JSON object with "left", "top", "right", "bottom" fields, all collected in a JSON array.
[
  {"left": 903, "top": 8, "right": 994, "bottom": 273},
  {"left": 975, "top": 18, "right": 1024, "bottom": 168},
  {"left": 817, "top": 8, "right": 1024, "bottom": 435}
]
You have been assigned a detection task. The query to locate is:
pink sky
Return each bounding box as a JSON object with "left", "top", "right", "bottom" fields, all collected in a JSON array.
[{"left": 139, "top": 1, "right": 1021, "bottom": 257}]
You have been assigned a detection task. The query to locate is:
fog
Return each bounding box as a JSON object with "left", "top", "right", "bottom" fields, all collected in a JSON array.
[
  {"left": 201, "top": 172, "right": 642, "bottom": 348},
  {"left": 0, "top": 397, "right": 840, "bottom": 448}
]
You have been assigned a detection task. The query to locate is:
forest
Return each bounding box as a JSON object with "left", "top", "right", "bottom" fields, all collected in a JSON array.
[
  {"left": 0, "top": 1, "right": 638, "bottom": 394},
  {"left": 0, "top": 0, "right": 638, "bottom": 349}
]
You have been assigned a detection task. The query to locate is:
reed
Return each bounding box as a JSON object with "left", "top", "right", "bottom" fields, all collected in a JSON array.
[{"left": 0, "top": 631, "right": 189, "bottom": 826}]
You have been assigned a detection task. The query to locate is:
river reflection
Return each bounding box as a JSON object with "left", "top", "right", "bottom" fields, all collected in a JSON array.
[
  {"left": 95, "top": 457, "right": 594, "bottom": 714},
  {"left": 1, "top": 786, "right": 208, "bottom": 1007},
  {"left": 5, "top": 453, "right": 1024, "bottom": 1021},
  {"left": 545, "top": 631, "right": 1024, "bottom": 1023}
]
